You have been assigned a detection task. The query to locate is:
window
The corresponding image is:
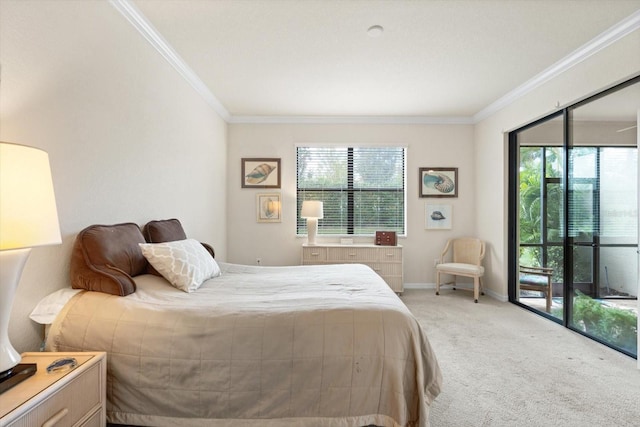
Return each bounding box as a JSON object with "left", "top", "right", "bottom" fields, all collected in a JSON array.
[{"left": 296, "top": 146, "right": 405, "bottom": 236}]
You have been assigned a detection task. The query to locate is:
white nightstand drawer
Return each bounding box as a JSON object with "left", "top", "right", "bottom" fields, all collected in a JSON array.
[{"left": 78, "top": 408, "right": 103, "bottom": 427}]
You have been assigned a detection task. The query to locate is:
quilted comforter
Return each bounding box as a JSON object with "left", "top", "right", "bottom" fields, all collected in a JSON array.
[{"left": 46, "top": 262, "right": 442, "bottom": 427}]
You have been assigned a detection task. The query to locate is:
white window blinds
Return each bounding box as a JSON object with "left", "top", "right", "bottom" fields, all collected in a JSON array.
[{"left": 296, "top": 146, "right": 405, "bottom": 235}]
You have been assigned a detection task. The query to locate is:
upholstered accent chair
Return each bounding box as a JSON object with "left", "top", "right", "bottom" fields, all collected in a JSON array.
[
  {"left": 519, "top": 265, "right": 554, "bottom": 312},
  {"left": 435, "top": 237, "right": 485, "bottom": 303}
]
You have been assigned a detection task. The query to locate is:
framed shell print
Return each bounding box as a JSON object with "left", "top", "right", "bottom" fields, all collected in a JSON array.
[
  {"left": 242, "top": 158, "right": 281, "bottom": 188},
  {"left": 419, "top": 167, "right": 458, "bottom": 198},
  {"left": 425, "top": 203, "right": 452, "bottom": 230},
  {"left": 256, "top": 193, "right": 281, "bottom": 223}
]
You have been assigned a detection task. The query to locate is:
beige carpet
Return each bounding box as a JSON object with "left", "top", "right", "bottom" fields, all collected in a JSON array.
[{"left": 400, "top": 288, "right": 640, "bottom": 427}]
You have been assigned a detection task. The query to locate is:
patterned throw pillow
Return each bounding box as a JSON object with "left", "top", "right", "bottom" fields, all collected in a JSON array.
[{"left": 139, "top": 239, "right": 221, "bottom": 292}]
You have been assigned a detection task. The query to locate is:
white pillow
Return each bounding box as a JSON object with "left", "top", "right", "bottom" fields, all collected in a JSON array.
[
  {"left": 29, "top": 288, "right": 82, "bottom": 324},
  {"left": 138, "top": 239, "right": 221, "bottom": 292}
]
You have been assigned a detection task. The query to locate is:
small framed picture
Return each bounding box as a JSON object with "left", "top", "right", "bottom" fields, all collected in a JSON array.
[
  {"left": 256, "top": 193, "right": 281, "bottom": 223},
  {"left": 419, "top": 167, "right": 458, "bottom": 198},
  {"left": 242, "top": 158, "right": 281, "bottom": 188},
  {"left": 426, "top": 203, "right": 452, "bottom": 230}
]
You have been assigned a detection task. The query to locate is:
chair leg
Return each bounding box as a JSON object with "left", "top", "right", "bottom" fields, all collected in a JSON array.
[
  {"left": 473, "top": 277, "right": 480, "bottom": 303},
  {"left": 480, "top": 277, "right": 485, "bottom": 296},
  {"left": 546, "top": 290, "right": 552, "bottom": 313},
  {"left": 435, "top": 271, "right": 440, "bottom": 295}
]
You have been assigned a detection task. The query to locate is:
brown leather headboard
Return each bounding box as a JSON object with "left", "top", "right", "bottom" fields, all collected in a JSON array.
[
  {"left": 70, "top": 220, "right": 216, "bottom": 295},
  {"left": 143, "top": 218, "right": 215, "bottom": 259},
  {"left": 70, "top": 223, "right": 148, "bottom": 296},
  {"left": 143, "top": 218, "right": 187, "bottom": 243}
]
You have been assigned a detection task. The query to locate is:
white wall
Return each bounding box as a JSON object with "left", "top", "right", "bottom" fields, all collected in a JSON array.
[
  {"left": 0, "top": 1, "right": 228, "bottom": 353},
  {"left": 474, "top": 30, "right": 640, "bottom": 298},
  {"left": 227, "top": 123, "right": 474, "bottom": 285}
]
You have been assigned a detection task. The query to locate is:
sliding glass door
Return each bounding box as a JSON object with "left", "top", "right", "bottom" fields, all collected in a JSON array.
[
  {"left": 509, "top": 76, "right": 639, "bottom": 358},
  {"left": 567, "top": 86, "right": 638, "bottom": 356},
  {"left": 512, "top": 114, "right": 565, "bottom": 319}
]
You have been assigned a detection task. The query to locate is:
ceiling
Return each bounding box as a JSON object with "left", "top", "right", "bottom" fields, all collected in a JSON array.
[{"left": 124, "top": 0, "right": 640, "bottom": 122}]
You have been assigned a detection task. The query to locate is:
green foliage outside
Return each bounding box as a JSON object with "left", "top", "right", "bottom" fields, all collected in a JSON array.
[
  {"left": 572, "top": 291, "right": 638, "bottom": 354},
  {"left": 519, "top": 146, "right": 638, "bottom": 356},
  {"left": 518, "top": 147, "right": 594, "bottom": 283},
  {"left": 518, "top": 147, "right": 567, "bottom": 283}
]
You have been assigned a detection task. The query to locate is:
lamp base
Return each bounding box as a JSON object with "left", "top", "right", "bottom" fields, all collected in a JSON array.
[
  {"left": 306, "top": 217, "right": 319, "bottom": 245},
  {"left": 0, "top": 248, "right": 31, "bottom": 374},
  {"left": 0, "top": 363, "right": 37, "bottom": 393}
]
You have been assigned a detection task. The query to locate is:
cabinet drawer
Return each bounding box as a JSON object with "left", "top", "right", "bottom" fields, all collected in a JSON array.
[
  {"left": 377, "top": 247, "right": 402, "bottom": 262},
  {"left": 327, "top": 247, "right": 379, "bottom": 262},
  {"left": 368, "top": 262, "right": 403, "bottom": 277},
  {"left": 302, "top": 247, "right": 327, "bottom": 262},
  {"left": 6, "top": 364, "right": 101, "bottom": 427},
  {"left": 79, "top": 408, "right": 102, "bottom": 427}
]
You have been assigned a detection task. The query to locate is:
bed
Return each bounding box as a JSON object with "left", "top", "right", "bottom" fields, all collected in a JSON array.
[{"left": 43, "top": 221, "right": 442, "bottom": 427}]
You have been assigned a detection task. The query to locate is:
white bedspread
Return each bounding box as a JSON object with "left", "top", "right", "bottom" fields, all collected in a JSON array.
[{"left": 46, "top": 263, "right": 442, "bottom": 427}]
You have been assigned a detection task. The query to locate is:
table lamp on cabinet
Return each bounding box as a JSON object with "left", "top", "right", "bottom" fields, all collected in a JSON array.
[
  {"left": 0, "top": 142, "right": 61, "bottom": 393},
  {"left": 301, "top": 200, "right": 323, "bottom": 245}
]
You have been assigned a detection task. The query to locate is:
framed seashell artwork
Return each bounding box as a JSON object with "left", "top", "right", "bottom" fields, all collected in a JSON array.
[
  {"left": 256, "top": 192, "right": 282, "bottom": 223},
  {"left": 242, "top": 158, "right": 281, "bottom": 188},
  {"left": 419, "top": 167, "right": 458, "bottom": 197},
  {"left": 425, "top": 203, "right": 452, "bottom": 229}
]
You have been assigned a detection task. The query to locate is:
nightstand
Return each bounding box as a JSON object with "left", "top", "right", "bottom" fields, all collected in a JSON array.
[{"left": 0, "top": 352, "right": 106, "bottom": 427}]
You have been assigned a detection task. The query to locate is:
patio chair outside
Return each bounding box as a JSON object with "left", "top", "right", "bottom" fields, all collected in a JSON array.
[{"left": 519, "top": 265, "right": 553, "bottom": 312}]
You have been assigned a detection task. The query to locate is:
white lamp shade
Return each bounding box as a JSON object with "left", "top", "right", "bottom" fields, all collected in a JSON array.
[
  {"left": 301, "top": 201, "right": 323, "bottom": 219},
  {"left": 0, "top": 142, "right": 61, "bottom": 250}
]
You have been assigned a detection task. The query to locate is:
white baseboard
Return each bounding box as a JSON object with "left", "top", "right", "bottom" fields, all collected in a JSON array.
[
  {"left": 404, "top": 282, "right": 473, "bottom": 290},
  {"left": 403, "top": 282, "right": 436, "bottom": 290},
  {"left": 484, "top": 288, "right": 508, "bottom": 302},
  {"left": 403, "top": 282, "right": 508, "bottom": 302}
]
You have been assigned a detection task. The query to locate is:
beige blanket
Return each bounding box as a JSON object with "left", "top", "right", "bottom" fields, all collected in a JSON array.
[{"left": 47, "top": 263, "right": 442, "bottom": 427}]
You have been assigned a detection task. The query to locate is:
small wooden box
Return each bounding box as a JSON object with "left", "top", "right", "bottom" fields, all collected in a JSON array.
[{"left": 375, "top": 231, "right": 397, "bottom": 246}]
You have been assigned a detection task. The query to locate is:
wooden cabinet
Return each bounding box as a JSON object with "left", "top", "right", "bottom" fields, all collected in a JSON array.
[
  {"left": 302, "top": 244, "right": 403, "bottom": 293},
  {"left": 0, "top": 352, "right": 106, "bottom": 427}
]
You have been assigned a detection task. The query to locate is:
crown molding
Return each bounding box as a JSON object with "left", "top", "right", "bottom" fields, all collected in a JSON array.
[
  {"left": 228, "top": 115, "right": 474, "bottom": 125},
  {"left": 109, "top": 0, "right": 231, "bottom": 122},
  {"left": 111, "top": 0, "right": 638, "bottom": 126},
  {"left": 474, "top": 8, "right": 640, "bottom": 123}
]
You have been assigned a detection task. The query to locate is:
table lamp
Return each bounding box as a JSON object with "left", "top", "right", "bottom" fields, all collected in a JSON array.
[
  {"left": 0, "top": 142, "right": 61, "bottom": 392},
  {"left": 301, "top": 201, "right": 323, "bottom": 245}
]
